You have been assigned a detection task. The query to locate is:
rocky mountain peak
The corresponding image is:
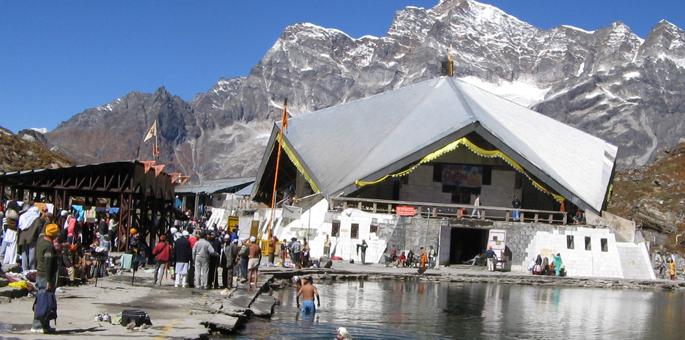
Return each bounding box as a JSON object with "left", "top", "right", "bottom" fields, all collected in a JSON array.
[{"left": 639, "top": 19, "right": 685, "bottom": 63}]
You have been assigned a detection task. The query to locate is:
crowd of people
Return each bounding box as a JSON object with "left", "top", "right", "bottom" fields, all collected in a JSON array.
[
  {"left": 0, "top": 200, "right": 119, "bottom": 287},
  {"left": 388, "top": 245, "right": 437, "bottom": 270},
  {"left": 528, "top": 253, "right": 565, "bottom": 276}
]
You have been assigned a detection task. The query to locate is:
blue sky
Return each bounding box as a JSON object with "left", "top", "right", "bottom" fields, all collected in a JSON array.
[{"left": 1, "top": 0, "right": 683, "bottom": 134}]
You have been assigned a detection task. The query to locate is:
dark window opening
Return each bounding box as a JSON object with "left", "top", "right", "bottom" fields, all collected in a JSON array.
[
  {"left": 370, "top": 224, "right": 378, "bottom": 233},
  {"left": 482, "top": 166, "right": 492, "bottom": 185},
  {"left": 351, "top": 223, "right": 359, "bottom": 239},
  {"left": 601, "top": 238, "right": 608, "bottom": 252},
  {"left": 433, "top": 164, "right": 442, "bottom": 182},
  {"left": 567, "top": 235, "right": 574, "bottom": 249},
  {"left": 332, "top": 220, "right": 340, "bottom": 237},
  {"left": 585, "top": 236, "right": 591, "bottom": 251}
]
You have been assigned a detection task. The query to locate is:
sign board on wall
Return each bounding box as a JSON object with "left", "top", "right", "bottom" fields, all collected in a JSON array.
[
  {"left": 396, "top": 206, "right": 416, "bottom": 216},
  {"left": 442, "top": 164, "right": 483, "bottom": 187}
]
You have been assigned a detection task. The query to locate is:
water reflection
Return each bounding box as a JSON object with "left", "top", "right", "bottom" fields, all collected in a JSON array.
[{"left": 233, "top": 280, "right": 685, "bottom": 339}]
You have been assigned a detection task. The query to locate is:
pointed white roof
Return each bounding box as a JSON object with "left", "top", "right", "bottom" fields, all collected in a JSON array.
[{"left": 257, "top": 77, "right": 617, "bottom": 213}]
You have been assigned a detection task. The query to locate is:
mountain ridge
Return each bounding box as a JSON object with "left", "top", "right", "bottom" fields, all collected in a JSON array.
[{"left": 40, "top": 0, "right": 685, "bottom": 183}]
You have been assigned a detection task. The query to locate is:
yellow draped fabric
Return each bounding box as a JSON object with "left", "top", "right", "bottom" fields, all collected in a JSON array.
[
  {"left": 279, "top": 135, "right": 321, "bottom": 193},
  {"left": 354, "top": 137, "right": 565, "bottom": 203}
]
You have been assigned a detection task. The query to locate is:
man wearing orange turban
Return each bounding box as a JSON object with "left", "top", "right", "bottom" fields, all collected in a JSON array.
[{"left": 31, "top": 223, "right": 59, "bottom": 333}]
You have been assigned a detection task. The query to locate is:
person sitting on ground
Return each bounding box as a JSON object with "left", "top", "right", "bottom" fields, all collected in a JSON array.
[
  {"left": 471, "top": 250, "right": 486, "bottom": 266},
  {"left": 395, "top": 252, "right": 406, "bottom": 267},
  {"left": 573, "top": 211, "right": 585, "bottom": 224},
  {"left": 541, "top": 257, "right": 550, "bottom": 275},
  {"left": 296, "top": 276, "right": 320, "bottom": 314},
  {"left": 406, "top": 250, "right": 415, "bottom": 267},
  {"left": 534, "top": 254, "right": 542, "bottom": 275}
]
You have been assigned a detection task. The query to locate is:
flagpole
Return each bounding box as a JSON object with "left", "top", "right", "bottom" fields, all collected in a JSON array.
[
  {"left": 269, "top": 98, "right": 287, "bottom": 253},
  {"left": 155, "top": 120, "right": 159, "bottom": 159}
]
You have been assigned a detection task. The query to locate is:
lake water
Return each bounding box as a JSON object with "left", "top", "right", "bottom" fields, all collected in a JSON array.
[{"left": 230, "top": 280, "right": 685, "bottom": 339}]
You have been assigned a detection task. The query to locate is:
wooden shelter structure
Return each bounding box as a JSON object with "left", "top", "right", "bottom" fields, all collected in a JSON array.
[{"left": 0, "top": 160, "right": 177, "bottom": 254}]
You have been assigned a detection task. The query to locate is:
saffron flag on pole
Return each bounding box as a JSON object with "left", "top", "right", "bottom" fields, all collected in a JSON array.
[
  {"left": 281, "top": 98, "right": 288, "bottom": 130},
  {"left": 144, "top": 120, "right": 157, "bottom": 142}
]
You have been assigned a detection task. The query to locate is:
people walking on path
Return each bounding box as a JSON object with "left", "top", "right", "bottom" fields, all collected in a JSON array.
[
  {"left": 31, "top": 223, "right": 59, "bottom": 334},
  {"left": 301, "top": 238, "right": 310, "bottom": 268},
  {"left": 428, "top": 245, "right": 436, "bottom": 269},
  {"left": 296, "top": 276, "right": 320, "bottom": 314},
  {"left": 222, "top": 238, "right": 239, "bottom": 288},
  {"left": 471, "top": 195, "right": 482, "bottom": 218},
  {"left": 269, "top": 236, "right": 278, "bottom": 264},
  {"left": 174, "top": 231, "right": 192, "bottom": 287},
  {"left": 669, "top": 258, "right": 677, "bottom": 280},
  {"left": 192, "top": 232, "right": 218, "bottom": 289},
  {"left": 290, "top": 238, "right": 302, "bottom": 268},
  {"left": 486, "top": 246, "right": 496, "bottom": 272},
  {"left": 18, "top": 205, "right": 42, "bottom": 273},
  {"left": 207, "top": 232, "right": 222, "bottom": 289},
  {"left": 152, "top": 235, "right": 172, "bottom": 286},
  {"left": 238, "top": 238, "right": 249, "bottom": 280}
]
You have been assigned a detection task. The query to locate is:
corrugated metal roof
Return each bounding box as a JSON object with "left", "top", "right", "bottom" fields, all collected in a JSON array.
[
  {"left": 0, "top": 160, "right": 138, "bottom": 177},
  {"left": 259, "top": 77, "right": 617, "bottom": 213},
  {"left": 175, "top": 177, "right": 255, "bottom": 194},
  {"left": 234, "top": 183, "right": 254, "bottom": 196}
]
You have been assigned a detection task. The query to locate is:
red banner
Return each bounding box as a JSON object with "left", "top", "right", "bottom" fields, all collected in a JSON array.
[{"left": 396, "top": 206, "right": 416, "bottom": 216}]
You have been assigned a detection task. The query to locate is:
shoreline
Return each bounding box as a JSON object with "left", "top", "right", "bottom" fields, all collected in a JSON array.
[
  {"left": 261, "top": 261, "right": 685, "bottom": 291},
  {"left": 1, "top": 261, "right": 683, "bottom": 339}
]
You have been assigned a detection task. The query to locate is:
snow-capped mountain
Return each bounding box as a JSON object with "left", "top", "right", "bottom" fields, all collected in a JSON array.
[{"left": 43, "top": 0, "right": 685, "bottom": 182}]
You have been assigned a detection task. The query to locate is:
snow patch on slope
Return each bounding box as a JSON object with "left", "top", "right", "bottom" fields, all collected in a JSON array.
[{"left": 459, "top": 76, "right": 550, "bottom": 108}]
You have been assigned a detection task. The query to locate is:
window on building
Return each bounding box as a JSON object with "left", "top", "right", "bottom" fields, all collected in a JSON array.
[
  {"left": 585, "top": 236, "right": 591, "bottom": 251},
  {"left": 351, "top": 223, "right": 359, "bottom": 239},
  {"left": 332, "top": 220, "right": 340, "bottom": 237},
  {"left": 567, "top": 235, "right": 574, "bottom": 249},
  {"left": 370, "top": 224, "right": 378, "bottom": 233},
  {"left": 601, "top": 238, "right": 608, "bottom": 252}
]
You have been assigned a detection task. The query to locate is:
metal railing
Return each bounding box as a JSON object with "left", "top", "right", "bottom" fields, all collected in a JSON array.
[{"left": 329, "top": 197, "right": 568, "bottom": 224}]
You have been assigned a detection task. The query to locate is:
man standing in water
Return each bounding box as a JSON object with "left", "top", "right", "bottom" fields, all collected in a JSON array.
[
  {"left": 296, "top": 276, "right": 320, "bottom": 314},
  {"left": 247, "top": 236, "right": 262, "bottom": 287}
]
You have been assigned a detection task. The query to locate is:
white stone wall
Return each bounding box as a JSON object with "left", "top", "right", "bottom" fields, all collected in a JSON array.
[
  {"left": 276, "top": 200, "right": 395, "bottom": 264},
  {"left": 520, "top": 227, "right": 624, "bottom": 278}
]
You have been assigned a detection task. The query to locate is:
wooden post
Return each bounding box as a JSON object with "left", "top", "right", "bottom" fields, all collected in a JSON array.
[
  {"left": 505, "top": 211, "right": 510, "bottom": 222},
  {"left": 372, "top": 203, "right": 377, "bottom": 213},
  {"left": 534, "top": 213, "right": 539, "bottom": 223}
]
